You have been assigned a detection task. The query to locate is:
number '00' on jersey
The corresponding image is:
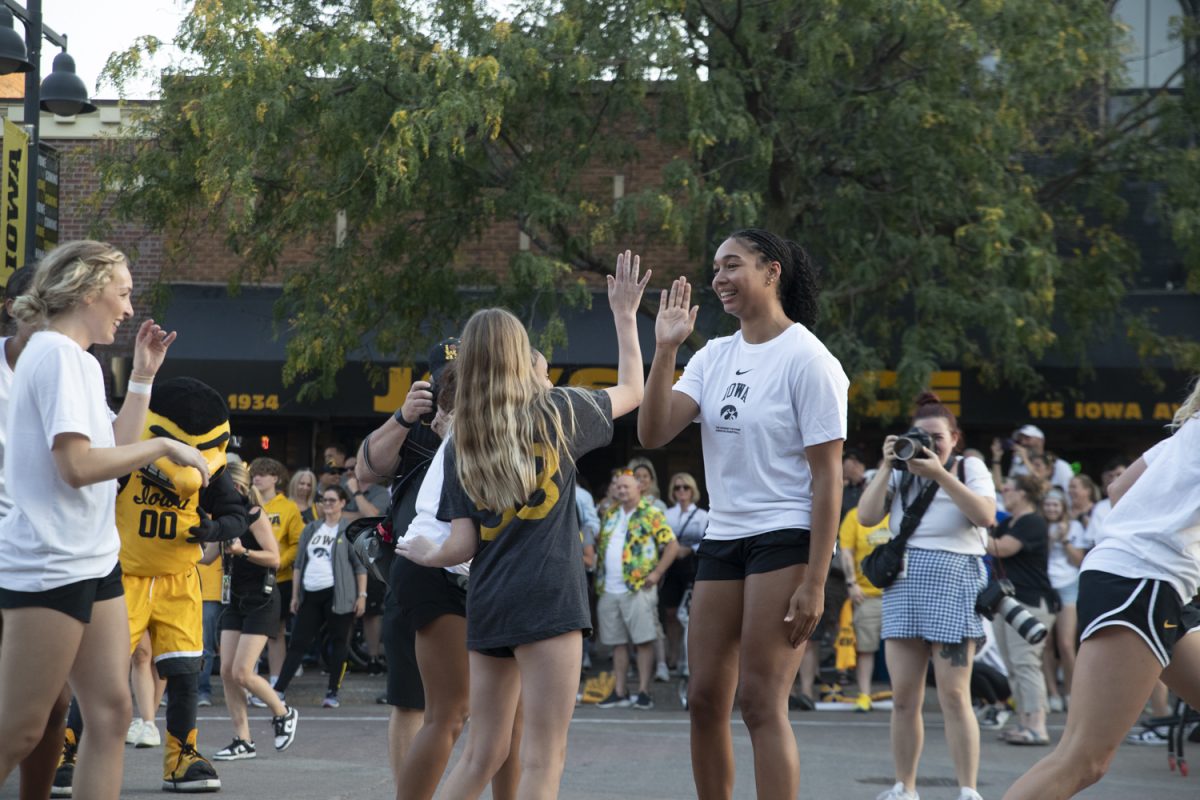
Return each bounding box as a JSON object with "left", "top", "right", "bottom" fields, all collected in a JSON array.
[{"left": 116, "top": 472, "right": 203, "bottom": 577}]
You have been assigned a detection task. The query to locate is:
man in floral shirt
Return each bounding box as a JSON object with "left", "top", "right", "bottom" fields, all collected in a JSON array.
[{"left": 595, "top": 473, "right": 679, "bottom": 710}]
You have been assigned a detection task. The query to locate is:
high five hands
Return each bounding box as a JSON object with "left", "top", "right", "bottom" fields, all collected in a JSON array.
[{"left": 655, "top": 277, "right": 699, "bottom": 349}]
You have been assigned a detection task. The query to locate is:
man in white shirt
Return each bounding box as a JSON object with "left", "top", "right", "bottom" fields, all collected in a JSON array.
[{"left": 1009, "top": 424, "right": 1074, "bottom": 493}]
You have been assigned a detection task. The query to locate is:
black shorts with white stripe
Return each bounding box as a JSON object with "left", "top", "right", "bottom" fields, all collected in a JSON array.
[{"left": 1077, "top": 571, "right": 1200, "bottom": 668}]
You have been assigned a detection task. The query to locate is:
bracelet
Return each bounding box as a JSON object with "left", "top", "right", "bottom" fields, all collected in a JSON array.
[
  {"left": 127, "top": 379, "right": 152, "bottom": 395},
  {"left": 393, "top": 408, "right": 415, "bottom": 428},
  {"left": 357, "top": 591, "right": 368, "bottom": 598}
]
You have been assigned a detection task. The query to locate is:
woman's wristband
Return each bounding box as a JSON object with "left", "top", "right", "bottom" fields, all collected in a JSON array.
[
  {"left": 357, "top": 591, "right": 368, "bottom": 598},
  {"left": 127, "top": 379, "right": 152, "bottom": 396},
  {"left": 393, "top": 407, "right": 415, "bottom": 428}
]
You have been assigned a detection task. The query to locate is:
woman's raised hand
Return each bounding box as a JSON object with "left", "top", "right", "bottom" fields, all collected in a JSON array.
[
  {"left": 607, "top": 250, "right": 651, "bottom": 319},
  {"left": 655, "top": 277, "right": 698, "bottom": 348}
]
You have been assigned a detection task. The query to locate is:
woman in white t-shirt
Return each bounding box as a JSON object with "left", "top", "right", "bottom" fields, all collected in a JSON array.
[
  {"left": 857, "top": 393, "right": 997, "bottom": 800},
  {"left": 1041, "top": 488, "right": 1081, "bottom": 713},
  {"left": 0, "top": 241, "right": 208, "bottom": 796},
  {"left": 639, "top": 228, "right": 848, "bottom": 799},
  {"left": 1004, "top": 383, "right": 1200, "bottom": 800}
]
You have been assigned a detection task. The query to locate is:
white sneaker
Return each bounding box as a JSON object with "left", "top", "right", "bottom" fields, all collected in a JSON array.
[
  {"left": 1126, "top": 727, "right": 1169, "bottom": 746},
  {"left": 133, "top": 720, "right": 160, "bottom": 748},
  {"left": 876, "top": 782, "right": 919, "bottom": 800},
  {"left": 247, "top": 690, "right": 268, "bottom": 709},
  {"left": 1048, "top": 695, "right": 1065, "bottom": 713},
  {"left": 654, "top": 662, "right": 670, "bottom": 683},
  {"left": 125, "top": 718, "right": 143, "bottom": 745},
  {"left": 958, "top": 788, "right": 984, "bottom": 800}
]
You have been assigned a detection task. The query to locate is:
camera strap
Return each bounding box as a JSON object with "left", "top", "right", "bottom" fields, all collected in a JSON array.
[{"left": 894, "top": 456, "right": 963, "bottom": 546}]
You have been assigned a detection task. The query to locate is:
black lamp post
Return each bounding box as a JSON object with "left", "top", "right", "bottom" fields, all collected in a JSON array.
[{"left": 0, "top": 0, "right": 95, "bottom": 267}]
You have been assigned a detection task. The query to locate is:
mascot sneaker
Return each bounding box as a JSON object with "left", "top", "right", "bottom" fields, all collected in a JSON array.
[{"left": 162, "top": 730, "right": 221, "bottom": 793}]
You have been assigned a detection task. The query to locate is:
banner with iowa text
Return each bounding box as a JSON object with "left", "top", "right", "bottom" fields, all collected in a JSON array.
[{"left": 1, "top": 119, "right": 28, "bottom": 287}]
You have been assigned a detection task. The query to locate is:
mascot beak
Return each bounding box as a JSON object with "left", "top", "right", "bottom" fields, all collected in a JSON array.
[{"left": 141, "top": 414, "right": 231, "bottom": 501}]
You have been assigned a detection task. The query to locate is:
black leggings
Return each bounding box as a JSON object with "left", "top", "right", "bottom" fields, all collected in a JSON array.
[
  {"left": 971, "top": 661, "right": 1011, "bottom": 705},
  {"left": 274, "top": 587, "right": 354, "bottom": 695}
]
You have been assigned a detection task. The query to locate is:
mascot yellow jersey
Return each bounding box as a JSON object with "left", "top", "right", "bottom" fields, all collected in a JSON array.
[{"left": 118, "top": 377, "right": 247, "bottom": 577}]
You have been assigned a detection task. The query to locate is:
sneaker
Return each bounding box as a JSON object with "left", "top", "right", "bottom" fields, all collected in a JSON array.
[
  {"left": 596, "top": 690, "right": 632, "bottom": 709},
  {"left": 876, "top": 782, "right": 920, "bottom": 800},
  {"left": 1126, "top": 726, "right": 1169, "bottom": 746},
  {"left": 247, "top": 691, "right": 268, "bottom": 709},
  {"left": 978, "top": 707, "right": 1011, "bottom": 730},
  {"left": 581, "top": 651, "right": 592, "bottom": 671},
  {"left": 134, "top": 720, "right": 161, "bottom": 748},
  {"left": 367, "top": 658, "right": 385, "bottom": 675},
  {"left": 958, "top": 789, "right": 984, "bottom": 800},
  {"left": 126, "top": 718, "right": 144, "bottom": 745},
  {"left": 273, "top": 706, "right": 299, "bottom": 751},
  {"left": 1048, "top": 695, "right": 1065, "bottom": 713},
  {"left": 213, "top": 738, "right": 257, "bottom": 761},
  {"left": 51, "top": 729, "right": 77, "bottom": 797},
  {"left": 633, "top": 692, "right": 654, "bottom": 710},
  {"left": 375, "top": 694, "right": 390, "bottom": 705},
  {"left": 654, "top": 662, "right": 670, "bottom": 683},
  {"left": 855, "top": 693, "right": 872, "bottom": 713},
  {"left": 197, "top": 695, "right": 213, "bottom": 708},
  {"left": 322, "top": 691, "right": 340, "bottom": 709},
  {"left": 162, "top": 731, "right": 221, "bottom": 792},
  {"left": 788, "top": 694, "right": 816, "bottom": 711}
]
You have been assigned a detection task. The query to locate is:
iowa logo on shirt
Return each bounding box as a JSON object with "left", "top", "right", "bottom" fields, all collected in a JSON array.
[{"left": 479, "top": 444, "right": 561, "bottom": 541}]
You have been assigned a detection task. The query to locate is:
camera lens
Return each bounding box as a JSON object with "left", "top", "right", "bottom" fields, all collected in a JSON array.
[{"left": 894, "top": 437, "right": 916, "bottom": 461}]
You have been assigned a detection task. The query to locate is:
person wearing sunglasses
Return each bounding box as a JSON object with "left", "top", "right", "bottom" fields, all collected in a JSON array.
[
  {"left": 661, "top": 473, "right": 708, "bottom": 675},
  {"left": 271, "top": 485, "right": 367, "bottom": 709}
]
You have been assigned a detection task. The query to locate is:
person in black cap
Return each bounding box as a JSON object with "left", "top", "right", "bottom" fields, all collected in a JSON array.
[{"left": 354, "top": 337, "right": 458, "bottom": 788}]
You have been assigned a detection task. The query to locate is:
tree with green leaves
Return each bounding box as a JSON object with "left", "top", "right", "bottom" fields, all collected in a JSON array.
[{"left": 96, "top": 0, "right": 1200, "bottom": 402}]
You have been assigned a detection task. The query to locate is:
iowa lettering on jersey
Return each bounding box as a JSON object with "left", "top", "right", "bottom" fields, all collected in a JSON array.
[
  {"left": 131, "top": 481, "right": 192, "bottom": 511},
  {"left": 479, "top": 444, "right": 561, "bottom": 542},
  {"left": 268, "top": 513, "right": 282, "bottom": 527}
]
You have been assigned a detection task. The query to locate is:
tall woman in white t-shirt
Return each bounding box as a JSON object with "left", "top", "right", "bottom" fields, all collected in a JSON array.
[
  {"left": 857, "top": 394, "right": 997, "bottom": 800},
  {"left": 0, "top": 241, "right": 209, "bottom": 799},
  {"left": 639, "top": 229, "right": 848, "bottom": 799},
  {"left": 1004, "top": 383, "right": 1200, "bottom": 800}
]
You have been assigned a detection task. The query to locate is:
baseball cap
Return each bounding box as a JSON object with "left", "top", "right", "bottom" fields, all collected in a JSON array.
[
  {"left": 1015, "top": 424, "right": 1045, "bottom": 440},
  {"left": 428, "top": 337, "right": 459, "bottom": 382}
]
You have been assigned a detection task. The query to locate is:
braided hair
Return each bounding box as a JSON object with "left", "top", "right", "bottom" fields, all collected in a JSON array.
[{"left": 728, "top": 228, "right": 820, "bottom": 328}]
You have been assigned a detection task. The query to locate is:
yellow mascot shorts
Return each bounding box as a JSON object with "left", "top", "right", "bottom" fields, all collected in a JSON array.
[{"left": 124, "top": 569, "right": 204, "bottom": 673}]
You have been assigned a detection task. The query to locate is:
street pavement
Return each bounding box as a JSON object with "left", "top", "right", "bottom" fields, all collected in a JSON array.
[{"left": 7, "top": 673, "right": 1197, "bottom": 799}]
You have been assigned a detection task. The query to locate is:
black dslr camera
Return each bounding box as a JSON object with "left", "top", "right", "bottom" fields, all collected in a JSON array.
[
  {"left": 892, "top": 427, "right": 933, "bottom": 472},
  {"left": 976, "top": 579, "right": 1048, "bottom": 645},
  {"left": 421, "top": 376, "right": 441, "bottom": 425}
]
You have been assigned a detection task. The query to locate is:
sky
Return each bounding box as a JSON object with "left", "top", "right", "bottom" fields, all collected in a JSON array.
[{"left": 26, "top": 0, "right": 190, "bottom": 100}]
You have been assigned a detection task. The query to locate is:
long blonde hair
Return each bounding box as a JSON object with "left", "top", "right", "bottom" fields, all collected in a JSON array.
[
  {"left": 453, "top": 308, "right": 586, "bottom": 511},
  {"left": 1174, "top": 375, "right": 1200, "bottom": 430},
  {"left": 10, "top": 241, "right": 127, "bottom": 325}
]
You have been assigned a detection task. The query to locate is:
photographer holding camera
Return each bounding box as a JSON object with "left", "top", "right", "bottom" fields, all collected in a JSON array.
[
  {"left": 858, "top": 392, "right": 996, "bottom": 800},
  {"left": 988, "top": 475, "right": 1057, "bottom": 746}
]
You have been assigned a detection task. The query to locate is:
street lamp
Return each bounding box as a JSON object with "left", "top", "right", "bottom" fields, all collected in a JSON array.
[{"left": 0, "top": 0, "right": 95, "bottom": 267}]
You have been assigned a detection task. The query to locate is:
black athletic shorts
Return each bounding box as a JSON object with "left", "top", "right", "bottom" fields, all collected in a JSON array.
[
  {"left": 0, "top": 563, "right": 123, "bottom": 624},
  {"left": 220, "top": 590, "right": 282, "bottom": 637},
  {"left": 1078, "top": 570, "right": 1200, "bottom": 668},
  {"left": 383, "top": 569, "right": 425, "bottom": 711},
  {"left": 276, "top": 580, "right": 293, "bottom": 622},
  {"left": 392, "top": 557, "right": 467, "bottom": 632},
  {"left": 695, "top": 529, "right": 811, "bottom": 581}
]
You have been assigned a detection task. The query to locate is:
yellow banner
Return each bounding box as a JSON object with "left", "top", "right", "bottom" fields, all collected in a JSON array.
[{"left": 1, "top": 119, "right": 28, "bottom": 287}]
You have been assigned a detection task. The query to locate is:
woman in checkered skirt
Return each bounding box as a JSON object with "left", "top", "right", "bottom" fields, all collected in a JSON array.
[{"left": 858, "top": 393, "right": 997, "bottom": 800}]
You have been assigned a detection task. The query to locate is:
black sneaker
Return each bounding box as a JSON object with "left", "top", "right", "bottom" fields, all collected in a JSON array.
[
  {"left": 213, "top": 738, "right": 256, "bottom": 761},
  {"left": 632, "top": 692, "right": 654, "bottom": 710},
  {"left": 273, "top": 706, "right": 299, "bottom": 751},
  {"left": 367, "top": 658, "right": 385, "bottom": 675},
  {"left": 596, "top": 690, "right": 632, "bottom": 709},
  {"left": 51, "top": 729, "right": 77, "bottom": 797},
  {"left": 162, "top": 733, "right": 221, "bottom": 792}
]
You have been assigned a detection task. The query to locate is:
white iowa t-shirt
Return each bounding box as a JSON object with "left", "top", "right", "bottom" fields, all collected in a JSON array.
[
  {"left": 0, "top": 331, "right": 119, "bottom": 591},
  {"left": 1083, "top": 416, "right": 1200, "bottom": 603},
  {"left": 673, "top": 324, "right": 848, "bottom": 540}
]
